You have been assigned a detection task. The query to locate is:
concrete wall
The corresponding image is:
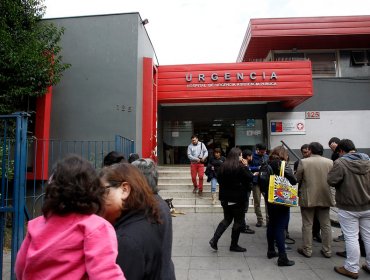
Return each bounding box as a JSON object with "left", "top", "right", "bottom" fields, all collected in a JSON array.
[
  {"left": 48, "top": 13, "right": 153, "bottom": 146},
  {"left": 267, "top": 76, "right": 370, "bottom": 156}
]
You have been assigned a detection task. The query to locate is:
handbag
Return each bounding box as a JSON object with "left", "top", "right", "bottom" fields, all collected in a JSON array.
[{"left": 267, "top": 161, "right": 298, "bottom": 207}]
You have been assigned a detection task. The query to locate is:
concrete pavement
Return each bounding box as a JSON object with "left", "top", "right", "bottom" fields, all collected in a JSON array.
[{"left": 171, "top": 210, "right": 368, "bottom": 280}]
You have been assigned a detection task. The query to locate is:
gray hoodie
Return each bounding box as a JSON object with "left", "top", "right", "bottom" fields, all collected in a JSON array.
[{"left": 327, "top": 152, "right": 370, "bottom": 211}]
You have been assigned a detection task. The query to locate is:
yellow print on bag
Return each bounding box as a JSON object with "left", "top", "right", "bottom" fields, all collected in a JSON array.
[{"left": 268, "top": 175, "right": 298, "bottom": 206}]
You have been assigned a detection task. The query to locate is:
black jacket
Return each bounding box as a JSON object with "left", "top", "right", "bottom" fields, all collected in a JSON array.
[
  {"left": 205, "top": 156, "right": 225, "bottom": 182},
  {"left": 115, "top": 210, "right": 163, "bottom": 280},
  {"left": 218, "top": 164, "right": 253, "bottom": 203},
  {"left": 155, "top": 195, "right": 176, "bottom": 280}
]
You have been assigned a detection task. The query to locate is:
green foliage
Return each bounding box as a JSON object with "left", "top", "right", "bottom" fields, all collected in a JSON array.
[
  {"left": 0, "top": 0, "right": 70, "bottom": 114},
  {"left": 0, "top": 144, "right": 14, "bottom": 180}
]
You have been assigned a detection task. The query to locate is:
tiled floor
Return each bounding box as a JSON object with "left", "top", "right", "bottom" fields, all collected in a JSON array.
[{"left": 172, "top": 210, "right": 367, "bottom": 280}]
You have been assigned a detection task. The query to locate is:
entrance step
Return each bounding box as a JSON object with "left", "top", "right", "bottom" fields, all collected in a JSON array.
[{"left": 157, "top": 165, "right": 300, "bottom": 213}]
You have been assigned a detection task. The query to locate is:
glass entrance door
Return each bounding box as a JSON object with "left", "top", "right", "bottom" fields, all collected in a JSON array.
[{"left": 162, "top": 118, "right": 264, "bottom": 164}]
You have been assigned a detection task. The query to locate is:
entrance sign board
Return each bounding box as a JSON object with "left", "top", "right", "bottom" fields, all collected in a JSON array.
[
  {"left": 157, "top": 61, "right": 313, "bottom": 108},
  {"left": 270, "top": 119, "right": 306, "bottom": 135}
]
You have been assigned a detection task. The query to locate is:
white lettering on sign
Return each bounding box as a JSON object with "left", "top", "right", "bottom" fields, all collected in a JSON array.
[
  {"left": 186, "top": 82, "right": 277, "bottom": 88},
  {"left": 305, "top": 111, "right": 320, "bottom": 119},
  {"left": 185, "top": 72, "right": 278, "bottom": 83}
]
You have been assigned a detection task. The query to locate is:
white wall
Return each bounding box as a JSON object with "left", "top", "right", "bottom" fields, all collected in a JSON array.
[{"left": 267, "top": 110, "right": 370, "bottom": 149}]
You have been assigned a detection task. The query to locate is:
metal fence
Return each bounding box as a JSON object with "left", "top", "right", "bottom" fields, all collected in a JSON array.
[{"left": 0, "top": 112, "right": 134, "bottom": 280}]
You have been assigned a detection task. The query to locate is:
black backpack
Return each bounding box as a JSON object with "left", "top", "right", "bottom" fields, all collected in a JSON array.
[{"left": 258, "top": 162, "right": 273, "bottom": 194}]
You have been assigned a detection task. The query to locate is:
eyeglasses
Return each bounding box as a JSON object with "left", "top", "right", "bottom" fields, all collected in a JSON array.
[{"left": 103, "top": 180, "right": 126, "bottom": 190}]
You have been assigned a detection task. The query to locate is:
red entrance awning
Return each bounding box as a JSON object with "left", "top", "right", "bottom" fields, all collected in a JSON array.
[{"left": 157, "top": 61, "right": 312, "bottom": 108}]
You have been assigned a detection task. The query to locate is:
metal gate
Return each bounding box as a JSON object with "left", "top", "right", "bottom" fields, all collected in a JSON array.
[
  {"left": 1, "top": 112, "right": 135, "bottom": 279},
  {"left": 1, "top": 113, "right": 28, "bottom": 280}
]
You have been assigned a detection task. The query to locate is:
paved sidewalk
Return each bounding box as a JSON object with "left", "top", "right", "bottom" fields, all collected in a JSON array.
[{"left": 172, "top": 210, "right": 368, "bottom": 280}]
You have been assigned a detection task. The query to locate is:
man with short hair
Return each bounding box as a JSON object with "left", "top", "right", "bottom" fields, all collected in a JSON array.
[
  {"left": 294, "top": 144, "right": 321, "bottom": 243},
  {"left": 250, "top": 143, "right": 269, "bottom": 227},
  {"left": 103, "top": 151, "right": 126, "bottom": 167},
  {"left": 296, "top": 142, "right": 334, "bottom": 258},
  {"left": 240, "top": 149, "right": 256, "bottom": 234},
  {"left": 187, "top": 135, "right": 208, "bottom": 196},
  {"left": 327, "top": 139, "right": 370, "bottom": 279},
  {"left": 328, "top": 137, "right": 340, "bottom": 161}
]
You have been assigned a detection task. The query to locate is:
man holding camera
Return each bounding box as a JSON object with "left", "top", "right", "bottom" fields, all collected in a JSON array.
[{"left": 187, "top": 135, "right": 208, "bottom": 196}]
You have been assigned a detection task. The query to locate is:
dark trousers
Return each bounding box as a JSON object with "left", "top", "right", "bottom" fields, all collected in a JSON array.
[
  {"left": 220, "top": 201, "right": 245, "bottom": 231},
  {"left": 241, "top": 191, "right": 251, "bottom": 229},
  {"left": 266, "top": 202, "right": 290, "bottom": 254},
  {"left": 312, "top": 214, "right": 321, "bottom": 237}
]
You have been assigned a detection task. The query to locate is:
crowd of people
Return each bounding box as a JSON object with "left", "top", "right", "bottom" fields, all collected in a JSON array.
[
  {"left": 15, "top": 152, "right": 175, "bottom": 280},
  {"left": 14, "top": 136, "right": 369, "bottom": 279},
  {"left": 189, "top": 136, "right": 369, "bottom": 278}
]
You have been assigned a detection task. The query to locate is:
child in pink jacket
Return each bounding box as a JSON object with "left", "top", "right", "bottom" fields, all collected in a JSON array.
[{"left": 15, "top": 155, "right": 125, "bottom": 280}]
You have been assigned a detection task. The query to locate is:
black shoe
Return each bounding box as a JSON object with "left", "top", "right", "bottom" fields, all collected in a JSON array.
[
  {"left": 209, "top": 238, "right": 218, "bottom": 250},
  {"left": 278, "top": 254, "right": 295, "bottom": 266},
  {"left": 230, "top": 245, "right": 247, "bottom": 252},
  {"left": 336, "top": 251, "right": 347, "bottom": 258},
  {"left": 256, "top": 221, "right": 263, "bottom": 227},
  {"left": 267, "top": 251, "right": 278, "bottom": 259},
  {"left": 333, "top": 234, "right": 345, "bottom": 242},
  {"left": 313, "top": 234, "right": 322, "bottom": 243},
  {"left": 241, "top": 227, "right": 255, "bottom": 234}
]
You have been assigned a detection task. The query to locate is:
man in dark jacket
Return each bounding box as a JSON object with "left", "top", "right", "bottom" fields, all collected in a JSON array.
[
  {"left": 327, "top": 139, "right": 370, "bottom": 279},
  {"left": 250, "top": 143, "right": 269, "bottom": 227}
]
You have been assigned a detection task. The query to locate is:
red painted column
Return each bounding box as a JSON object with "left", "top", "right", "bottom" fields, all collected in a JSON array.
[
  {"left": 142, "top": 57, "right": 154, "bottom": 159},
  {"left": 151, "top": 65, "right": 158, "bottom": 162},
  {"left": 29, "top": 86, "right": 52, "bottom": 180}
]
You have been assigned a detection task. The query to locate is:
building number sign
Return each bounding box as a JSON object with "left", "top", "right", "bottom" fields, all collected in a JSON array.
[{"left": 305, "top": 111, "right": 320, "bottom": 119}]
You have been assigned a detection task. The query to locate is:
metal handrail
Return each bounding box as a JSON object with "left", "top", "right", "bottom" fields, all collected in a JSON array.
[{"left": 280, "top": 140, "right": 300, "bottom": 161}]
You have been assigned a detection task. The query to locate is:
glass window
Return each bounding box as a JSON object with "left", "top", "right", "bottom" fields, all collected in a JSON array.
[
  {"left": 306, "top": 52, "right": 337, "bottom": 76},
  {"left": 273, "top": 51, "right": 337, "bottom": 76},
  {"left": 235, "top": 119, "right": 263, "bottom": 147},
  {"left": 350, "top": 50, "right": 370, "bottom": 66}
]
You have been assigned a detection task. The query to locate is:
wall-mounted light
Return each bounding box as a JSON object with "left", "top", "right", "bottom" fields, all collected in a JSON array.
[{"left": 142, "top": 19, "right": 149, "bottom": 25}]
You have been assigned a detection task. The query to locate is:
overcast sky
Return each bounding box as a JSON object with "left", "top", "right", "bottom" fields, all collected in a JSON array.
[{"left": 43, "top": 0, "right": 370, "bottom": 65}]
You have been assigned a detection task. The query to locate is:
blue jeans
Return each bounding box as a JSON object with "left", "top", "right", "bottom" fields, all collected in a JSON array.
[
  {"left": 211, "top": 178, "right": 218, "bottom": 193},
  {"left": 266, "top": 201, "right": 290, "bottom": 254}
]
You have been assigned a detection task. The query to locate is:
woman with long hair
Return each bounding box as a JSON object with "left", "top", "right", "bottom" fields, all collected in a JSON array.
[
  {"left": 15, "top": 155, "right": 125, "bottom": 279},
  {"left": 265, "top": 146, "right": 297, "bottom": 266},
  {"left": 209, "top": 147, "right": 253, "bottom": 252},
  {"left": 100, "top": 163, "right": 163, "bottom": 280}
]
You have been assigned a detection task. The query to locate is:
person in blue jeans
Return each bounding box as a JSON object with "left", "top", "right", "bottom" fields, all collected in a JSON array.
[
  {"left": 265, "top": 146, "right": 297, "bottom": 266},
  {"left": 205, "top": 148, "right": 225, "bottom": 204}
]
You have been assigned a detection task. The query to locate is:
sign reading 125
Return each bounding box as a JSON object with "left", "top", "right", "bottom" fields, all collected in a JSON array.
[{"left": 305, "top": 111, "right": 320, "bottom": 119}]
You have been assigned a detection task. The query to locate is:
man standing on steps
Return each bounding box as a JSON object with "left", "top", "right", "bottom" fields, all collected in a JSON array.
[
  {"left": 250, "top": 143, "right": 269, "bottom": 227},
  {"left": 187, "top": 135, "right": 208, "bottom": 196}
]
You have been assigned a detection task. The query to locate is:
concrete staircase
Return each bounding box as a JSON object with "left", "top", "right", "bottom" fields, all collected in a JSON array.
[
  {"left": 157, "top": 165, "right": 303, "bottom": 214},
  {"left": 157, "top": 165, "right": 222, "bottom": 213},
  {"left": 157, "top": 165, "right": 264, "bottom": 213}
]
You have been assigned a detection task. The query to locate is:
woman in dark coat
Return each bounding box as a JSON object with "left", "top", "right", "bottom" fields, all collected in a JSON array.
[
  {"left": 265, "top": 146, "right": 297, "bottom": 266},
  {"left": 209, "top": 147, "right": 253, "bottom": 252},
  {"left": 100, "top": 163, "right": 163, "bottom": 280}
]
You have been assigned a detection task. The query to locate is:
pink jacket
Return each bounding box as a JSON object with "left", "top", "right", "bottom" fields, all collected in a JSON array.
[{"left": 15, "top": 213, "right": 125, "bottom": 280}]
